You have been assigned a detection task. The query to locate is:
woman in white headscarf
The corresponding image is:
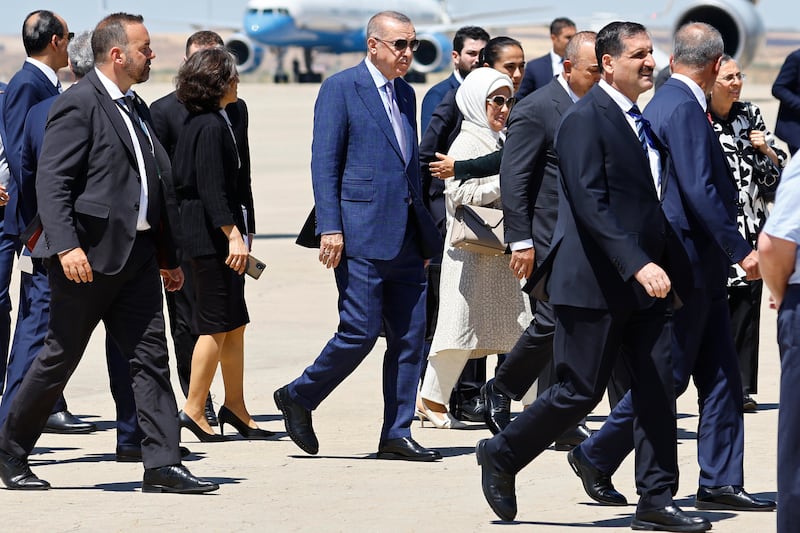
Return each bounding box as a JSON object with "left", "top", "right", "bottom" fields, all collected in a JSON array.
[{"left": 417, "top": 67, "right": 530, "bottom": 428}]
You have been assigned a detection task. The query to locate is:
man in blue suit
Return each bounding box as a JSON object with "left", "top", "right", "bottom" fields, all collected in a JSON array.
[
  {"left": 420, "top": 26, "right": 488, "bottom": 133},
  {"left": 515, "top": 17, "right": 575, "bottom": 100},
  {"left": 773, "top": 48, "right": 800, "bottom": 155},
  {"left": 0, "top": 80, "right": 10, "bottom": 391},
  {"left": 274, "top": 11, "right": 443, "bottom": 461},
  {"left": 0, "top": 10, "right": 93, "bottom": 433},
  {"left": 570, "top": 22, "right": 775, "bottom": 513}
]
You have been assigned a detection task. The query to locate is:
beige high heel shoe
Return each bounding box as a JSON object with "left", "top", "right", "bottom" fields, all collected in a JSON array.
[{"left": 416, "top": 404, "right": 466, "bottom": 429}]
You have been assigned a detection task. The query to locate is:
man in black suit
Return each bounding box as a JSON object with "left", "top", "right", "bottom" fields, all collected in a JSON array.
[
  {"left": 572, "top": 22, "right": 774, "bottom": 513},
  {"left": 0, "top": 10, "right": 94, "bottom": 433},
  {"left": 516, "top": 17, "right": 575, "bottom": 100},
  {"left": 773, "top": 48, "right": 800, "bottom": 155},
  {"left": 480, "top": 31, "right": 599, "bottom": 445},
  {"left": 419, "top": 26, "right": 488, "bottom": 133},
  {"left": 150, "top": 30, "right": 254, "bottom": 427},
  {"left": 476, "top": 21, "right": 710, "bottom": 531},
  {"left": 0, "top": 12, "right": 217, "bottom": 493}
]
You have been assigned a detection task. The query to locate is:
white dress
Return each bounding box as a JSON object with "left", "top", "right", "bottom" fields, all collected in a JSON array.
[{"left": 428, "top": 121, "right": 531, "bottom": 359}]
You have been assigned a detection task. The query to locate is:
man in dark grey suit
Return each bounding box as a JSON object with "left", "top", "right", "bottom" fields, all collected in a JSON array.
[
  {"left": 476, "top": 21, "right": 710, "bottom": 531},
  {"left": 481, "top": 31, "right": 599, "bottom": 440},
  {"left": 0, "top": 12, "right": 216, "bottom": 493}
]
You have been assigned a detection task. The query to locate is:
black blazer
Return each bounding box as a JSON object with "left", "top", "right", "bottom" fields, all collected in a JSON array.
[
  {"left": 419, "top": 87, "right": 462, "bottom": 237},
  {"left": 501, "top": 78, "right": 573, "bottom": 260},
  {"left": 35, "top": 69, "right": 178, "bottom": 273},
  {"left": 546, "top": 84, "right": 673, "bottom": 311},
  {"left": 172, "top": 110, "right": 252, "bottom": 258}
]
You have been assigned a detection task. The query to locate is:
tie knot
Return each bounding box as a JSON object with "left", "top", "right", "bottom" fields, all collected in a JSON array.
[{"left": 628, "top": 104, "right": 642, "bottom": 118}]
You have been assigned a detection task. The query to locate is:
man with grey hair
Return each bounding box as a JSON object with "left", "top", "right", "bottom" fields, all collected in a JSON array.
[{"left": 569, "top": 22, "right": 775, "bottom": 514}]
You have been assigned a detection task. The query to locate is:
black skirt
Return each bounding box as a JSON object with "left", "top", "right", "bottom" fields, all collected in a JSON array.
[{"left": 190, "top": 255, "right": 249, "bottom": 335}]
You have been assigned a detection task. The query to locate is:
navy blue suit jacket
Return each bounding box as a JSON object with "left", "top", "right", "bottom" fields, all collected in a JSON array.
[
  {"left": 546, "top": 84, "right": 673, "bottom": 312},
  {"left": 420, "top": 72, "right": 459, "bottom": 134},
  {"left": 18, "top": 95, "right": 56, "bottom": 238},
  {"left": 773, "top": 48, "right": 800, "bottom": 150},
  {"left": 0, "top": 81, "right": 8, "bottom": 161},
  {"left": 311, "top": 60, "right": 440, "bottom": 260},
  {"left": 645, "top": 77, "right": 752, "bottom": 292},
  {"left": 2, "top": 62, "right": 60, "bottom": 236},
  {"left": 516, "top": 53, "right": 556, "bottom": 100}
]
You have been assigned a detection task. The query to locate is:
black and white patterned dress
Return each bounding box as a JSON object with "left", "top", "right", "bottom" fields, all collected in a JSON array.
[{"left": 710, "top": 101, "right": 788, "bottom": 287}]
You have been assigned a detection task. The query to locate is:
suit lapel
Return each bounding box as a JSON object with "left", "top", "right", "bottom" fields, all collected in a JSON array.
[
  {"left": 87, "top": 71, "right": 139, "bottom": 165},
  {"left": 594, "top": 87, "right": 660, "bottom": 199},
  {"left": 354, "top": 62, "right": 405, "bottom": 163},
  {"left": 24, "top": 62, "right": 59, "bottom": 97}
]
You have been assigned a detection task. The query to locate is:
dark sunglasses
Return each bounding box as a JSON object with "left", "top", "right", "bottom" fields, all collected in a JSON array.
[
  {"left": 63, "top": 31, "right": 74, "bottom": 41},
  {"left": 374, "top": 37, "right": 420, "bottom": 52},
  {"left": 486, "top": 95, "right": 516, "bottom": 109}
]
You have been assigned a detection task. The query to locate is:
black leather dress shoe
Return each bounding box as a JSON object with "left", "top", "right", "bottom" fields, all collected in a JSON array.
[
  {"left": 0, "top": 450, "right": 50, "bottom": 490},
  {"left": 142, "top": 464, "right": 219, "bottom": 494},
  {"left": 273, "top": 385, "right": 318, "bottom": 455},
  {"left": 454, "top": 395, "right": 486, "bottom": 422},
  {"left": 695, "top": 485, "right": 776, "bottom": 511},
  {"left": 376, "top": 437, "right": 441, "bottom": 461},
  {"left": 554, "top": 423, "right": 592, "bottom": 451},
  {"left": 632, "top": 505, "right": 711, "bottom": 532},
  {"left": 116, "top": 446, "right": 192, "bottom": 463},
  {"left": 481, "top": 379, "right": 511, "bottom": 435},
  {"left": 43, "top": 410, "right": 96, "bottom": 434},
  {"left": 476, "top": 439, "right": 516, "bottom": 521},
  {"left": 567, "top": 446, "right": 627, "bottom": 506}
]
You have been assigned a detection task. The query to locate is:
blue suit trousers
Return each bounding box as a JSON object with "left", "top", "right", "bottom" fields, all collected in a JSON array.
[{"left": 288, "top": 227, "right": 427, "bottom": 442}]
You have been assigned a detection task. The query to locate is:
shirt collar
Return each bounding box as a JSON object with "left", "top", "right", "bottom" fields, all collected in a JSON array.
[
  {"left": 670, "top": 73, "right": 708, "bottom": 111},
  {"left": 599, "top": 78, "right": 637, "bottom": 113},
  {"left": 453, "top": 69, "right": 465, "bottom": 85},
  {"left": 364, "top": 58, "right": 391, "bottom": 90},
  {"left": 557, "top": 73, "right": 579, "bottom": 103},
  {"left": 25, "top": 57, "right": 59, "bottom": 89},
  {"left": 94, "top": 67, "right": 133, "bottom": 101}
]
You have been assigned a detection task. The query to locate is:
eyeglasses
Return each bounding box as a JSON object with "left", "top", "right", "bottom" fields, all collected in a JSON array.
[
  {"left": 486, "top": 95, "right": 516, "bottom": 110},
  {"left": 374, "top": 37, "right": 420, "bottom": 52},
  {"left": 63, "top": 32, "right": 74, "bottom": 41},
  {"left": 719, "top": 72, "right": 746, "bottom": 82}
]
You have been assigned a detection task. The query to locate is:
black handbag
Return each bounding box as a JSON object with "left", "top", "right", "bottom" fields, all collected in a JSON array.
[{"left": 450, "top": 204, "right": 506, "bottom": 256}]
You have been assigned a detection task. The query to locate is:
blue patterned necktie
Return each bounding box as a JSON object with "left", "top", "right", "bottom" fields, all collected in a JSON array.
[
  {"left": 385, "top": 81, "right": 408, "bottom": 163},
  {"left": 627, "top": 104, "right": 652, "bottom": 155}
]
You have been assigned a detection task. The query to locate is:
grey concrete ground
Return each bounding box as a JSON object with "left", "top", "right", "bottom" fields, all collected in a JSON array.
[{"left": 0, "top": 81, "right": 786, "bottom": 532}]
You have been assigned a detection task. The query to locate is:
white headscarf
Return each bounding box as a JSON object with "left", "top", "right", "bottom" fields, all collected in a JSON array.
[{"left": 455, "top": 67, "right": 513, "bottom": 134}]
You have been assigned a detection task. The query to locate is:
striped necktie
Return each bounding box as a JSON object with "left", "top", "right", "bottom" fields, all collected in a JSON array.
[{"left": 626, "top": 104, "right": 652, "bottom": 154}]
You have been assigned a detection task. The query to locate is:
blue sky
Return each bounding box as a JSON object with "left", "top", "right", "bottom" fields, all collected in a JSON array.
[{"left": 0, "top": 0, "right": 795, "bottom": 35}]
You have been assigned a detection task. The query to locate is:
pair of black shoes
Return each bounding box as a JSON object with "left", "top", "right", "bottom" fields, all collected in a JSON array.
[
  {"left": 273, "top": 385, "right": 440, "bottom": 461},
  {"left": 0, "top": 449, "right": 216, "bottom": 493}
]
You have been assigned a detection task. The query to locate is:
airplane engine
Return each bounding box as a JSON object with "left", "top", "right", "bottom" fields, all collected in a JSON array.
[
  {"left": 412, "top": 33, "right": 453, "bottom": 74},
  {"left": 225, "top": 32, "right": 265, "bottom": 73},
  {"left": 672, "top": 0, "right": 764, "bottom": 67}
]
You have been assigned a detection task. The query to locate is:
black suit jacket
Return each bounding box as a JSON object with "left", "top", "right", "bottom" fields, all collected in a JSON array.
[
  {"left": 501, "top": 78, "right": 572, "bottom": 260},
  {"left": 172, "top": 110, "right": 252, "bottom": 258},
  {"left": 545, "top": 84, "right": 673, "bottom": 311},
  {"left": 516, "top": 53, "right": 556, "bottom": 100},
  {"left": 34, "top": 69, "right": 178, "bottom": 272},
  {"left": 419, "top": 87, "right": 462, "bottom": 237}
]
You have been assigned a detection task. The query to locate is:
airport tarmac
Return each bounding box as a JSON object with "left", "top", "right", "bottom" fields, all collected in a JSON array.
[{"left": 0, "top": 81, "right": 788, "bottom": 532}]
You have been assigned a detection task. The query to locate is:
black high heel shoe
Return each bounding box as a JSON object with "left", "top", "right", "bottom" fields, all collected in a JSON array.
[
  {"left": 217, "top": 406, "right": 275, "bottom": 440},
  {"left": 178, "top": 411, "right": 227, "bottom": 442}
]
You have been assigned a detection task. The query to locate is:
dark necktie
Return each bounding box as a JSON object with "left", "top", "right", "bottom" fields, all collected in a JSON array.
[{"left": 627, "top": 104, "right": 652, "bottom": 155}]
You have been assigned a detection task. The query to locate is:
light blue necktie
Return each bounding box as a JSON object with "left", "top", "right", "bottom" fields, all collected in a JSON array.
[{"left": 385, "top": 81, "right": 408, "bottom": 163}]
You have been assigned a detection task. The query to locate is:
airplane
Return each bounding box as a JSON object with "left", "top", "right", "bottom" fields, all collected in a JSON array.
[{"left": 224, "top": 0, "right": 766, "bottom": 83}]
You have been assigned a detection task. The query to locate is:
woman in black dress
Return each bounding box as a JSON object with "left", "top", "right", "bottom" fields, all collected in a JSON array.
[{"left": 173, "top": 48, "right": 271, "bottom": 441}]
